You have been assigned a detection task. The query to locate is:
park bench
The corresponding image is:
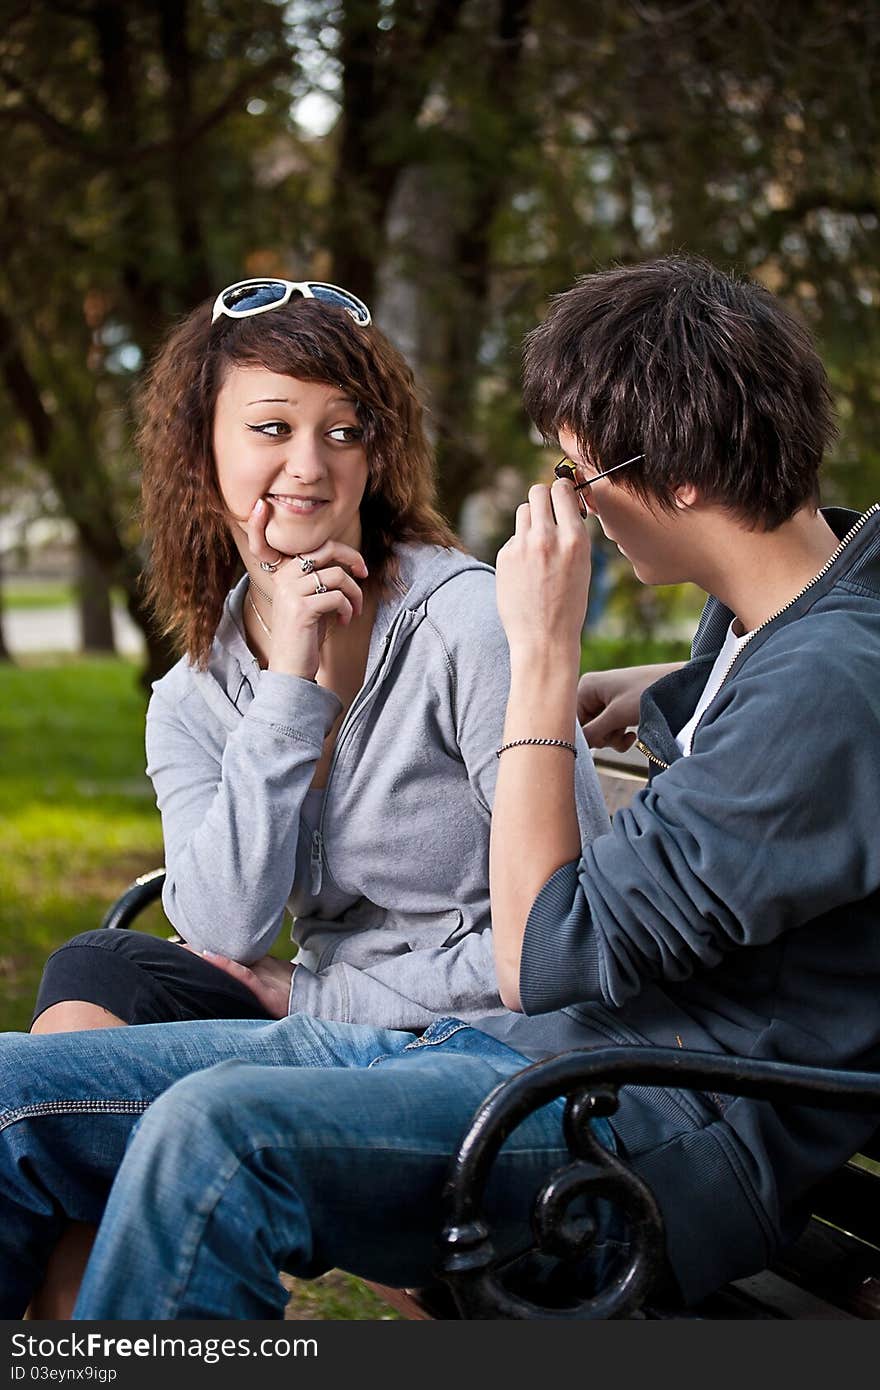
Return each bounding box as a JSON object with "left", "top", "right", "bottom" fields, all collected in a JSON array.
[{"left": 102, "top": 752, "right": 880, "bottom": 1321}]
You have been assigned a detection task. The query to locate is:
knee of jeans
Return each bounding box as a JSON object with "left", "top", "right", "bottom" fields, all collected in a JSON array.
[
  {"left": 0, "top": 1032, "right": 37, "bottom": 1107},
  {"left": 135, "top": 1061, "right": 264, "bottom": 1153}
]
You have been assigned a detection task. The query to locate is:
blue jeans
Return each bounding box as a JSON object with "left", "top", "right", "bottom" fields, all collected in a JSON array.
[{"left": 0, "top": 1015, "right": 621, "bottom": 1319}]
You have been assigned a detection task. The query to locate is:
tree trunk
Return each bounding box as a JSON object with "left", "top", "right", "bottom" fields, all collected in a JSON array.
[
  {"left": 381, "top": 0, "right": 536, "bottom": 527},
  {"left": 124, "top": 582, "right": 180, "bottom": 697},
  {"left": 328, "top": 0, "right": 469, "bottom": 303},
  {"left": 0, "top": 307, "right": 172, "bottom": 687},
  {"left": 156, "top": 0, "right": 215, "bottom": 307},
  {"left": 76, "top": 540, "right": 116, "bottom": 653}
]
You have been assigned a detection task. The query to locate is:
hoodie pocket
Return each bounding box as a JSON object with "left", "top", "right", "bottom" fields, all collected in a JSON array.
[
  {"left": 305, "top": 908, "right": 467, "bottom": 972},
  {"left": 401, "top": 908, "right": 467, "bottom": 951}
]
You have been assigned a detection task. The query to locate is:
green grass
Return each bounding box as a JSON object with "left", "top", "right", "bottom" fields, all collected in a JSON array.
[
  {"left": 280, "top": 1271, "right": 400, "bottom": 1320},
  {"left": 0, "top": 656, "right": 165, "bottom": 1032},
  {"left": 3, "top": 582, "right": 76, "bottom": 610}
]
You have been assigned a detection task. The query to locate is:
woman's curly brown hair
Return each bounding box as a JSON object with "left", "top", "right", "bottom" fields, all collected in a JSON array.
[{"left": 137, "top": 297, "right": 460, "bottom": 667}]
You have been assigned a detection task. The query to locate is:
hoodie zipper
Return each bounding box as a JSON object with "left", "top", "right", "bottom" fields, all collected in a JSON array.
[
  {"left": 308, "top": 607, "right": 413, "bottom": 895},
  {"left": 634, "top": 737, "right": 670, "bottom": 771},
  {"left": 636, "top": 504, "right": 879, "bottom": 771}
]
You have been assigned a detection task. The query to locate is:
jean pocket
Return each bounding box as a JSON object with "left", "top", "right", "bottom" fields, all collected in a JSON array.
[{"left": 403, "top": 1017, "right": 472, "bottom": 1050}]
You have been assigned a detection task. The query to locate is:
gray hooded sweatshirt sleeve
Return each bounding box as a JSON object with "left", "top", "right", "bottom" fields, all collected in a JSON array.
[
  {"left": 145, "top": 669, "right": 343, "bottom": 961},
  {"left": 145, "top": 545, "right": 611, "bottom": 1029}
]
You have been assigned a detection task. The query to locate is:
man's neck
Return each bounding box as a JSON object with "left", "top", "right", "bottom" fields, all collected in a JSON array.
[{"left": 694, "top": 506, "right": 841, "bottom": 635}]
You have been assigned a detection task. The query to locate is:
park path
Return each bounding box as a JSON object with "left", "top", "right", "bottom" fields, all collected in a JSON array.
[{"left": 5, "top": 604, "right": 144, "bottom": 656}]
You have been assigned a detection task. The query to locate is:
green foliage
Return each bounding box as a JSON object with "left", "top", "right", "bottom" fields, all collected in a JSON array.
[
  {"left": 581, "top": 634, "right": 692, "bottom": 673},
  {"left": 604, "top": 571, "right": 705, "bottom": 644},
  {"left": 0, "top": 0, "right": 325, "bottom": 673},
  {"left": 471, "top": 0, "right": 880, "bottom": 513}
]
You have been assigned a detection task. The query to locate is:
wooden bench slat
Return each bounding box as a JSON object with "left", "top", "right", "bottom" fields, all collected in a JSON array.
[
  {"left": 858, "top": 1131, "right": 880, "bottom": 1163},
  {"left": 711, "top": 1273, "right": 856, "bottom": 1317},
  {"left": 716, "top": 1270, "right": 856, "bottom": 1320},
  {"left": 808, "top": 1159, "right": 880, "bottom": 1250},
  {"left": 594, "top": 764, "right": 645, "bottom": 816},
  {"left": 362, "top": 1282, "right": 458, "bottom": 1320},
  {"left": 770, "top": 1218, "right": 880, "bottom": 1319}
]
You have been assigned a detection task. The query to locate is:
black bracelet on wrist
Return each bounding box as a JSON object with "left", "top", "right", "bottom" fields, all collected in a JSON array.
[{"left": 496, "top": 737, "right": 577, "bottom": 758}]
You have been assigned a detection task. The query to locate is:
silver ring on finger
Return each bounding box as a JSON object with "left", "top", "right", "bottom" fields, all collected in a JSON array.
[
  {"left": 314, "top": 575, "right": 328, "bottom": 595},
  {"left": 259, "top": 558, "right": 281, "bottom": 573},
  {"left": 297, "top": 555, "right": 316, "bottom": 575}
]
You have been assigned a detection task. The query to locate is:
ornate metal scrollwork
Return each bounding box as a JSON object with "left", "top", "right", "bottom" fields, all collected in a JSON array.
[
  {"left": 436, "top": 1046, "right": 880, "bottom": 1319},
  {"left": 436, "top": 1063, "right": 663, "bottom": 1318}
]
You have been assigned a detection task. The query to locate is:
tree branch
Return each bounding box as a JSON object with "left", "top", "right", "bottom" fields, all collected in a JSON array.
[
  {"left": 0, "top": 51, "right": 292, "bottom": 170},
  {"left": 0, "top": 307, "right": 53, "bottom": 457},
  {"left": 0, "top": 67, "right": 97, "bottom": 156}
]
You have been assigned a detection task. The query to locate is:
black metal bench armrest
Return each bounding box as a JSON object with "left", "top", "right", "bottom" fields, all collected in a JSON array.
[
  {"left": 436, "top": 1045, "right": 880, "bottom": 1320},
  {"left": 99, "top": 868, "right": 166, "bottom": 931}
]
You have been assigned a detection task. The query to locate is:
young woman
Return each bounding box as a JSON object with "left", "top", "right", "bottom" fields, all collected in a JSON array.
[
  {"left": 31, "top": 278, "right": 608, "bottom": 1039},
  {"left": 15, "top": 277, "right": 609, "bottom": 1317}
]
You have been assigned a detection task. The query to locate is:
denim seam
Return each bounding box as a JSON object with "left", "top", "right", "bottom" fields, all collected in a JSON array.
[
  {"left": 0, "top": 1099, "right": 150, "bottom": 1134},
  {"left": 163, "top": 1149, "right": 248, "bottom": 1319}
]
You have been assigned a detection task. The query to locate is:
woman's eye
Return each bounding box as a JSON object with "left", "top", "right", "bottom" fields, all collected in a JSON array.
[
  {"left": 246, "top": 421, "right": 289, "bottom": 437},
  {"left": 327, "top": 426, "right": 363, "bottom": 444}
]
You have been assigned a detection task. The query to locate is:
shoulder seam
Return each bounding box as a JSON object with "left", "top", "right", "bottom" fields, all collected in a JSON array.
[
  {"left": 422, "top": 569, "right": 501, "bottom": 632},
  {"left": 149, "top": 678, "right": 200, "bottom": 715},
  {"left": 420, "top": 614, "right": 457, "bottom": 731}
]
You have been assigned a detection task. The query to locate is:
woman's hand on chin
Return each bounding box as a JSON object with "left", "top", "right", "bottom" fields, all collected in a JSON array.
[{"left": 244, "top": 498, "right": 369, "bottom": 681}]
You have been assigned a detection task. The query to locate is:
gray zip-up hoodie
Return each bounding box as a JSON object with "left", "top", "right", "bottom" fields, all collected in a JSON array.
[{"left": 145, "top": 542, "right": 610, "bottom": 1031}]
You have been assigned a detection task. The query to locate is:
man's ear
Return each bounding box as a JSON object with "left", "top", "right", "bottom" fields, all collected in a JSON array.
[{"left": 673, "top": 484, "right": 700, "bottom": 510}]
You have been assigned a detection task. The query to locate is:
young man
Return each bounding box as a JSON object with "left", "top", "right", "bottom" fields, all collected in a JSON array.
[
  {"left": 2, "top": 255, "right": 878, "bottom": 1318},
  {"left": 489, "top": 254, "right": 880, "bottom": 1299}
]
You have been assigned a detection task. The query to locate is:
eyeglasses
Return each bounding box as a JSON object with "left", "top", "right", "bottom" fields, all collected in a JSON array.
[
  {"left": 554, "top": 453, "right": 644, "bottom": 516},
  {"left": 211, "top": 278, "right": 372, "bottom": 327}
]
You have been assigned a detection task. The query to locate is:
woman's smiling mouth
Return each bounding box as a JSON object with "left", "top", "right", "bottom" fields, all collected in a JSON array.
[{"left": 266, "top": 494, "right": 328, "bottom": 515}]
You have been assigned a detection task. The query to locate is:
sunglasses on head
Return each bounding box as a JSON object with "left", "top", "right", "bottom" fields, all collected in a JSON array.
[
  {"left": 554, "top": 453, "right": 644, "bottom": 516},
  {"left": 211, "top": 278, "right": 372, "bottom": 327}
]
